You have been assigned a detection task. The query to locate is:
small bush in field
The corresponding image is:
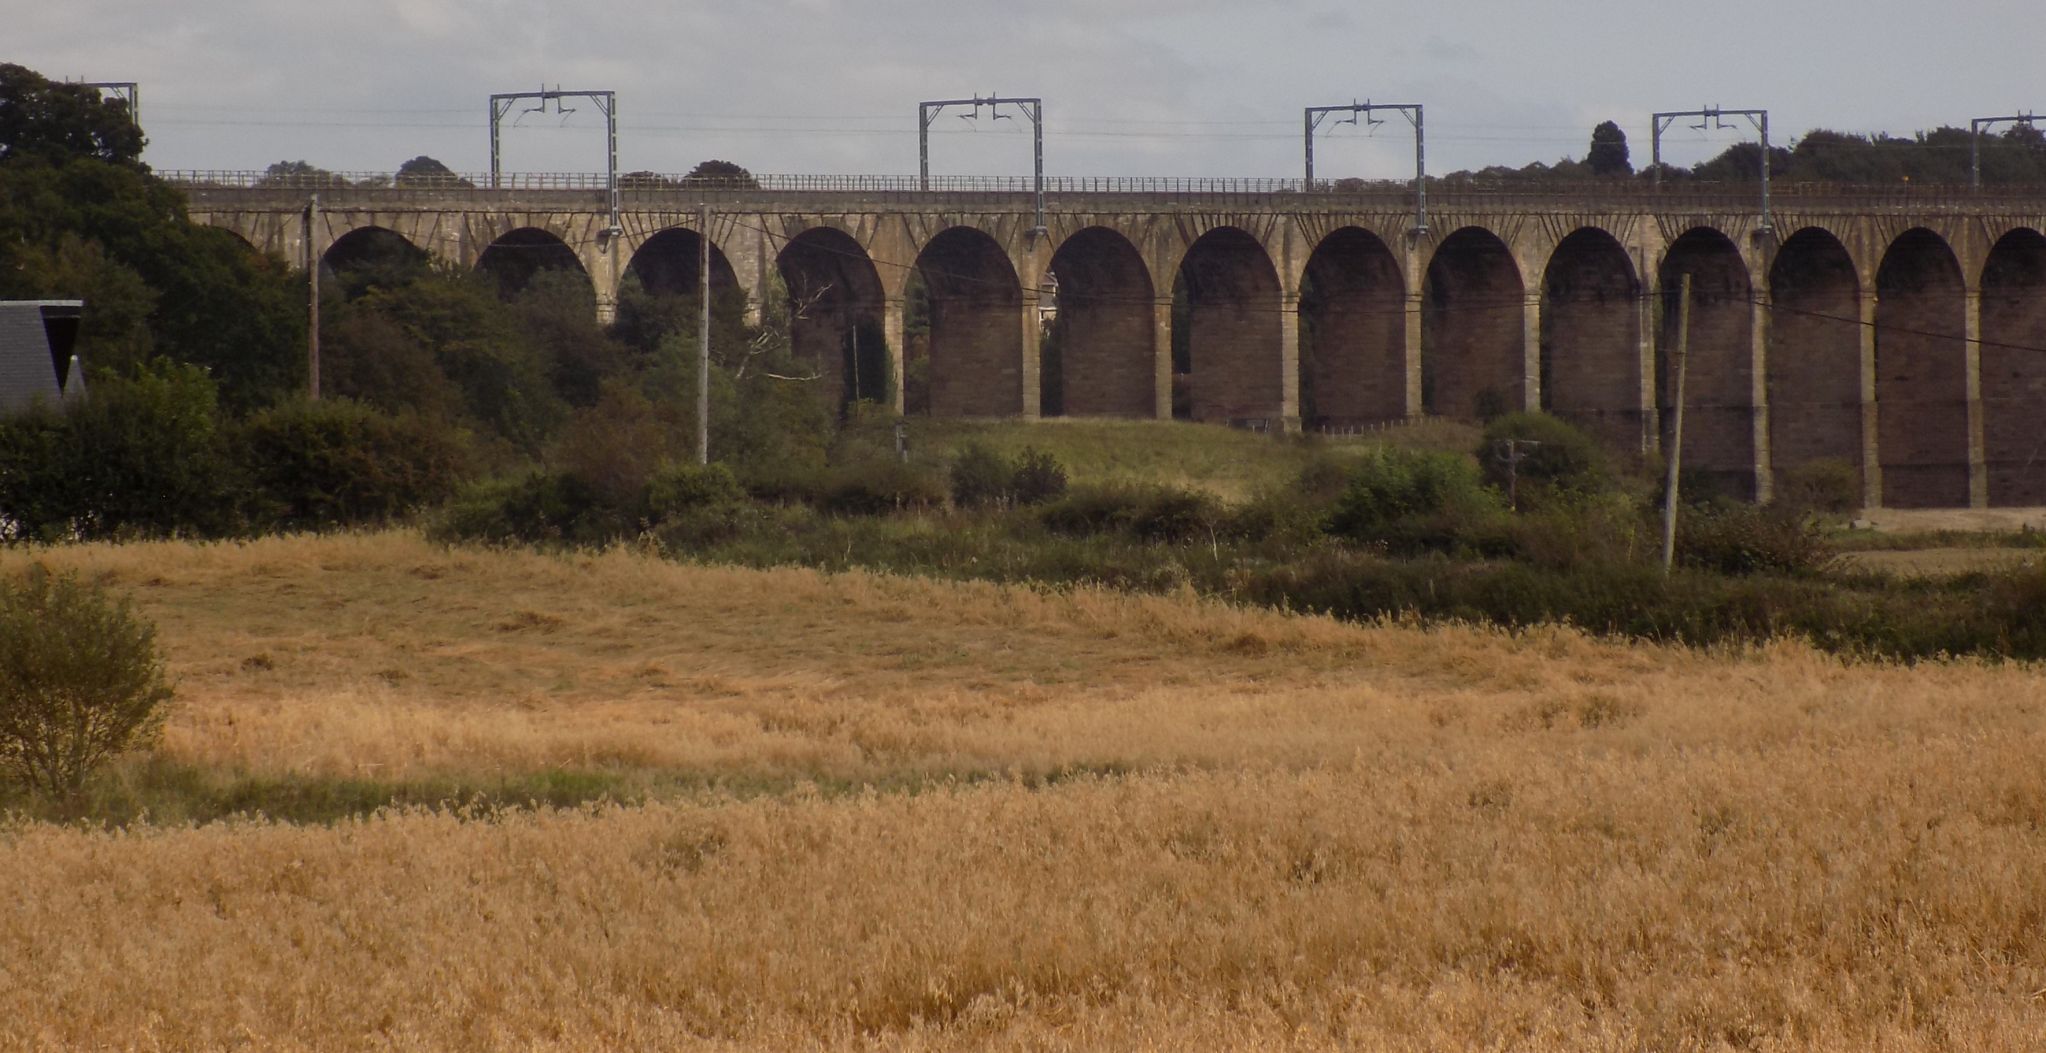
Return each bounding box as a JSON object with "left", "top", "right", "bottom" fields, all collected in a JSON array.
[
  {"left": 1476, "top": 412, "right": 1611, "bottom": 506},
  {"left": 1129, "top": 488, "right": 1222, "bottom": 544},
  {"left": 1678, "top": 501, "right": 1836, "bottom": 576},
  {"left": 1328, "top": 447, "right": 1502, "bottom": 552},
  {"left": 1293, "top": 453, "right": 1357, "bottom": 502},
  {"left": 0, "top": 568, "right": 173, "bottom": 797},
  {"left": 1039, "top": 484, "right": 1219, "bottom": 543},
  {"left": 1773, "top": 459, "right": 1862, "bottom": 517},
  {"left": 1009, "top": 448, "right": 1069, "bottom": 506},
  {"left": 645, "top": 462, "right": 744, "bottom": 519},
  {"left": 1039, "top": 484, "right": 1145, "bottom": 536},
  {"left": 237, "top": 399, "right": 473, "bottom": 530},
  {"left": 823, "top": 461, "right": 946, "bottom": 516},
  {"left": 949, "top": 443, "right": 1014, "bottom": 509},
  {"left": 431, "top": 472, "right": 624, "bottom": 545}
]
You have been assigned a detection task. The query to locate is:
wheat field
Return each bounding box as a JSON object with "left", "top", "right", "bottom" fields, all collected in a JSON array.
[{"left": 2, "top": 533, "right": 2044, "bottom": 1050}]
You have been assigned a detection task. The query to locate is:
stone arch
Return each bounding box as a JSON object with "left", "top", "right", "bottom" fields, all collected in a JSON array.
[
  {"left": 1045, "top": 226, "right": 1156, "bottom": 418},
  {"left": 1539, "top": 227, "right": 1642, "bottom": 452},
  {"left": 1173, "top": 226, "right": 1283, "bottom": 423},
  {"left": 320, "top": 226, "right": 430, "bottom": 299},
  {"left": 911, "top": 226, "right": 1024, "bottom": 417},
  {"left": 1979, "top": 227, "right": 2046, "bottom": 505},
  {"left": 1658, "top": 227, "right": 1756, "bottom": 498},
  {"left": 475, "top": 227, "right": 591, "bottom": 300},
  {"left": 1875, "top": 228, "right": 1970, "bottom": 507},
  {"left": 1300, "top": 227, "right": 1405, "bottom": 427},
  {"left": 1423, "top": 227, "right": 1524, "bottom": 420},
  {"left": 625, "top": 228, "right": 740, "bottom": 299},
  {"left": 777, "top": 227, "right": 890, "bottom": 409},
  {"left": 1767, "top": 228, "right": 1864, "bottom": 503}
]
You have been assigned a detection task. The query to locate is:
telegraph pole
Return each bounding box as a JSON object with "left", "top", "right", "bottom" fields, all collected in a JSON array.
[
  {"left": 1303, "top": 100, "right": 1426, "bottom": 234},
  {"left": 918, "top": 95, "right": 1045, "bottom": 235},
  {"left": 1970, "top": 112, "right": 2040, "bottom": 189},
  {"left": 1652, "top": 106, "right": 1772, "bottom": 233},
  {"left": 489, "top": 87, "right": 621, "bottom": 239},
  {"left": 1494, "top": 438, "right": 1541, "bottom": 511},
  {"left": 697, "top": 204, "right": 712, "bottom": 466},
  {"left": 306, "top": 194, "right": 320, "bottom": 400},
  {"left": 1661, "top": 274, "right": 1694, "bottom": 574}
]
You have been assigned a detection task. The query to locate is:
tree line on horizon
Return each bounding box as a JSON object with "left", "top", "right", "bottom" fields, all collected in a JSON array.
[
  {"left": 258, "top": 121, "right": 2046, "bottom": 190},
  {"left": 1410, "top": 119, "right": 2046, "bottom": 187}
]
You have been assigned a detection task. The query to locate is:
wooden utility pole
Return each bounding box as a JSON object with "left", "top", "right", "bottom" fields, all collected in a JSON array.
[
  {"left": 1661, "top": 273, "right": 1693, "bottom": 574},
  {"left": 697, "top": 203, "right": 711, "bottom": 465}
]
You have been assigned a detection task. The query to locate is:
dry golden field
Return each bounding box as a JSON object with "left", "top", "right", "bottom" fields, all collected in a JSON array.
[{"left": 3, "top": 533, "right": 2045, "bottom": 1051}]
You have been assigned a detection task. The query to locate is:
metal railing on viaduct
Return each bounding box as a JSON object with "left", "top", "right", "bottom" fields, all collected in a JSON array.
[{"left": 172, "top": 171, "right": 2046, "bottom": 512}]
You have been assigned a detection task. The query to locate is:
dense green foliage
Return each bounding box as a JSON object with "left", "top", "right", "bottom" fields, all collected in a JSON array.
[
  {"left": 0, "top": 64, "right": 144, "bottom": 167},
  {"left": 0, "top": 566, "right": 172, "bottom": 796},
  {"left": 0, "top": 64, "right": 306, "bottom": 410},
  {"left": 0, "top": 368, "right": 474, "bottom": 539}
]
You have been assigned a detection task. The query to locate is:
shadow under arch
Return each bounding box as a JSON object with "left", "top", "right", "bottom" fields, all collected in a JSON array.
[
  {"left": 320, "top": 226, "right": 431, "bottom": 300},
  {"left": 1301, "top": 227, "right": 1405, "bottom": 428},
  {"left": 1423, "top": 226, "right": 1523, "bottom": 421},
  {"left": 1875, "top": 228, "right": 1969, "bottom": 507},
  {"left": 476, "top": 227, "right": 591, "bottom": 301},
  {"left": 1540, "top": 227, "right": 1642, "bottom": 453},
  {"left": 1767, "top": 227, "right": 1863, "bottom": 504},
  {"left": 1174, "top": 227, "right": 1282, "bottom": 423},
  {"left": 1046, "top": 226, "right": 1156, "bottom": 418},
  {"left": 777, "top": 227, "right": 889, "bottom": 409},
  {"left": 1658, "top": 227, "right": 1755, "bottom": 499},
  {"left": 910, "top": 227, "right": 1024, "bottom": 417}
]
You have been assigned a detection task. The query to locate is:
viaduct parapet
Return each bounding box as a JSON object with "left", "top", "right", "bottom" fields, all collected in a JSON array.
[{"left": 180, "top": 177, "right": 2046, "bottom": 509}]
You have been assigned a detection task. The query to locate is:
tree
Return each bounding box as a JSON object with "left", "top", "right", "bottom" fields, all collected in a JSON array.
[
  {"left": 256, "top": 160, "right": 350, "bottom": 189},
  {"left": 0, "top": 64, "right": 145, "bottom": 168},
  {"left": 0, "top": 92, "right": 307, "bottom": 410},
  {"left": 0, "top": 566, "right": 173, "bottom": 797},
  {"left": 683, "top": 159, "right": 758, "bottom": 188},
  {"left": 1587, "top": 121, "right": 1631, "bottom": 177},
  {"left": 394, "top": 155, "right": 472, "bottom": 188}
]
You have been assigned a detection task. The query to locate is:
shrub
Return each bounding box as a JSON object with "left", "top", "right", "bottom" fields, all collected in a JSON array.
[
  {"left": 949, "top": 443, "right": 1013, "bottom": 509},
  {"left": 1009, "top": 447, "right": 1069, "bottom": 506},
  {"left": 645, "top": 462, "right": 745, "bottom": 519},
  {"left": 1222, "top": 488, "right": 1329, "bottom": 545},
  {"left": 1293, "top": 452, "right": 1356, "bottom": 502},
  {"left": 0, "top": 361, "right": 239, "bottom": 540},
  {"left": 1677, "top": 501, "right": 1836, "bottom": 576},
  {"left": 0, "top": 567, "right": 174, "bottom": 796},
  {"left": 1476, "top": 412, "right": 1611, "bottom": 507},
  {"left": 1130, "top": 487, "right": 1223, "bottom": 544},
  {"left": 550, "top": 382, "right": 685, "bottom": 513},
  {"left": 236, "top": 399, "right": 473, "bottom": 530},
  {"left": 1039, "top": 483, "right": 1221, "bottom": 544},
  {"left": 822, "top": 460, "right": 946, "bottom": 516},
  {"left": 1493, "top": 491, "right": 1647, "bottom": 569},
  {"left": 1328, "top": 447, "right": 1503, "bottom": 552},
  {"left": 1039, "top": 484, "right": 1147, "bottom": 537},
  {"left": 1773, "top": 459, "right": 1862, "bottom": 517},
  {"left": 431, "top": 472, "right": 624, "bottom": 545}
]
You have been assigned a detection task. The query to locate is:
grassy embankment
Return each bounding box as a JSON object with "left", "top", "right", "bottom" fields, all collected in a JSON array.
[{"left": 3, "top": 533, "right": 2044, "bottom": 1050}]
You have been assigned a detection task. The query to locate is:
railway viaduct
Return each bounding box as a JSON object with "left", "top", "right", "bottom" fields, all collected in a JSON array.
[{"left": 177, "top": 175, "right": 2046, "bottom": 509}]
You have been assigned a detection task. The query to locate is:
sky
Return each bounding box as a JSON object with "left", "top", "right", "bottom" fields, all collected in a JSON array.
[{"left": 11, "top": 0, "right": 2042, "bottom": 182}]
